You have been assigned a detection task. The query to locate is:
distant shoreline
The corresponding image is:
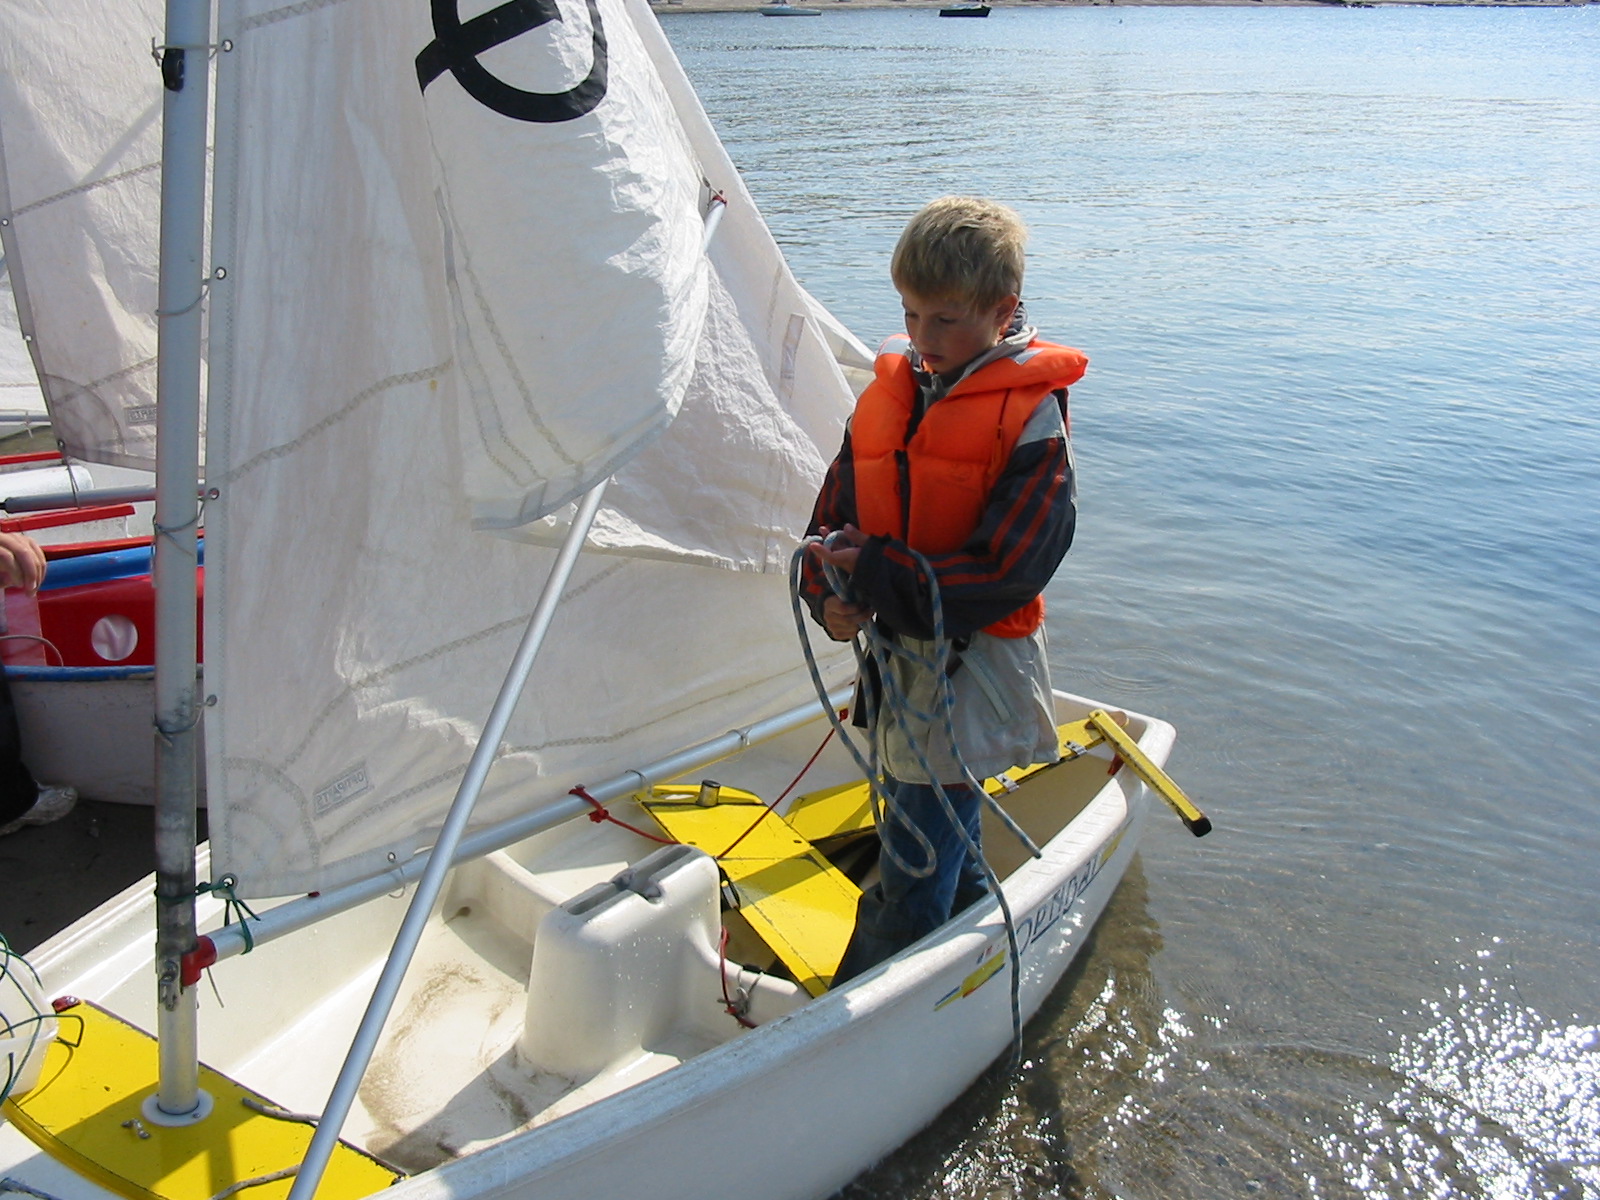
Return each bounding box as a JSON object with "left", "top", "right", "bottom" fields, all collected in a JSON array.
[{"left": 652, "top": 0, "right": 1591, "bottom": 12}]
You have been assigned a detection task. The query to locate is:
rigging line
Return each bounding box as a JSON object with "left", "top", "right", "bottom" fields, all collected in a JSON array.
[
  {"left": 242, "top": 1097, "right": 319, "bottom": 1125},
  {"left": 149, "top": 39, "right": 226, "bottom": 58},
  {"left": 857, "top": 540, "right": 1030, "bottom": 1070},
  {"left": 0, "top": 934, "right": 42, "bottom": 987},
  {"left": 570, "top": 785, "right": 675, "bottom": 845},
  {"left": 151, "top": 497, "right": 205, "bottom": 543},
  {"left": 0, "top": 635, "right": 64, "bottom": 668},
  {"left": 787, "top": 546, "right": 936, "bottom": 879},
  {"left": 208, "top": 1167, "right": 297, "bottom": 1200},
  {"left": 717, "top": 926, "right": 756, "bottom": 1029},
  {"left": 1, "top": 1180, "right": 69, "bottom": 1200},
  {"left": 154, "top": 700, "right": 206, "bottom": 746},
  {"left": 714, "top": 724, "right": 835, "bottom": 861},
  {"left": 195, "top": 875, "right": 261, "bottom": 953},
  {"left": 152, "top": 275, "right": 211, "bottom": 319},
  {"left": 0, "top": 937, "right": 51, "bottom": 1108}
]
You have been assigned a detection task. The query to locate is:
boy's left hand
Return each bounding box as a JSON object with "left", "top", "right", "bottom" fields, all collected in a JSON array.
[{"left": 811, "top": 524, "right": 867, "bottom": 575}]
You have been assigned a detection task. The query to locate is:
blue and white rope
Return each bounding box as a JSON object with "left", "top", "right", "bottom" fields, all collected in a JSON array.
[{"left": 789, "top": 532, "right": 1039, "bottom": 1069}]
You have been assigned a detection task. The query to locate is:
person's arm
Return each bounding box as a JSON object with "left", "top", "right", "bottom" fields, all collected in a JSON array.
[
  {"left": 800, "top": 427, "right": 875, "bottom": 641},
  {"left": 850, "top": 391, "right": 1075, "bottom": 640},
  {"left": 0, "top": 532, "right": 47, "bottom": 595}
]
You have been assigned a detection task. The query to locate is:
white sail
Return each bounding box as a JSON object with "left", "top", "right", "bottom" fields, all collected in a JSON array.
[
  {"left": 204, "top": 0, "right": 856, "bottom": 898},
  {"left": 0, "top": 0, "right": 166, "bottom": 467},
  {"left": 0, "top": 269, "right": 46, "bottom": 418},
  {"left": 509, "top": 0, "right": 873, "bottom": 570}
]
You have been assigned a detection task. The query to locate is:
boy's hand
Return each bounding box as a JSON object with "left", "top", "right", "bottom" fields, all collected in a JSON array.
[
  {"left": 821, "top": 596, "right": 872, "bottom": 641},
  {"left": 0, "top": 532, "right": 47, "bottom": 595},
  {"left": 811, "top": 524, "right": 867, "bottom": 575},
  {"left": 811, "top": 525, "right": 872, "bottom": 640}
]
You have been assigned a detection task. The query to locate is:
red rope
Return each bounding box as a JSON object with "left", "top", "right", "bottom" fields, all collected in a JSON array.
[
  {"left": 570, "top": 785, "right": 676, "bottom": 844},
  {"left": 716, "top": 722, "right": 838, "bottom": 861},
  {"left": 576, "top": 710, "right": 851, "bottom": 857},
  {"left": 718, "top": 926, "right": 757, "bottom": 1029}
]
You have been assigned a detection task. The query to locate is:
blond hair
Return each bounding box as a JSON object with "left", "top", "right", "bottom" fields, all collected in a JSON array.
[{"left": 890, "top": 196, "right": 1027, "bottom": 312}]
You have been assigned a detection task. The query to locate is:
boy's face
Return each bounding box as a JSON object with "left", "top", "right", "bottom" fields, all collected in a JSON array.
[{"left": 899, "top": 289, "right": 1020, "bottom": 377}]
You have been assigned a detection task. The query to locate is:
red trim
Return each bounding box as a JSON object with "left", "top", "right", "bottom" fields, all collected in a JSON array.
[
  {"left": 181, "top": 936, "right": 219, "bottom": 988},
  {"left": 0, "top": 450, "right": 63, "bottom": 468},
  {"left": 0, "top": 504, "right": 137, "bottom": 534}
]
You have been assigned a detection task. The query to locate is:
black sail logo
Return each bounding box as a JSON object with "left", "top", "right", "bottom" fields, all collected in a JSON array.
[{"left": 416, "top": 0, "right": 608, "bottom": 123}]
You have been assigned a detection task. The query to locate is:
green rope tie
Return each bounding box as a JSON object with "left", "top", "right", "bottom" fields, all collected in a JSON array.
[{"left": 195, "top": 874, "right": 260, "bottom": 953}]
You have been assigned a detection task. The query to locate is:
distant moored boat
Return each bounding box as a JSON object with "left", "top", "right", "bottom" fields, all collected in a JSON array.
[{"left": 940, "top": 3, "right": 991, "bottom": 14}]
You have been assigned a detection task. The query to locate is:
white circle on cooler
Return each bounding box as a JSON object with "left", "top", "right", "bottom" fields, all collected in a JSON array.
[{"left": 91, "top": 614, "right": 140, "bottom": 662}]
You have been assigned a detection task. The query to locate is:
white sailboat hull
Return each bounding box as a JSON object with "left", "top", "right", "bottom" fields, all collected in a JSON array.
[
  {"left": 418, "top": 789, "right": 1146, "bottom": 1200},
  {"left": 1, "top": 691, "right": 1164, "bottom": 1200},
  {"left": 8, "top": 672, "right": 205, "bottom": 807}
]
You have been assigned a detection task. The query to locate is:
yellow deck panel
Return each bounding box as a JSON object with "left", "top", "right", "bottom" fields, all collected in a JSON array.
[
  {"left": 783, "top": 782, "right": 875, "bottom": 844},
  {"left": 641, "top": 787, "right": 860, "bottom": 997},
  {"left": 3, "top": 1003, "right": 398, "bottom": 1200},
  {"left": 642, "top": 721, "right": 1112, "bottom": 995},
  {"left": 784, "top": 719, "right": 1105, "bottom": 841}
]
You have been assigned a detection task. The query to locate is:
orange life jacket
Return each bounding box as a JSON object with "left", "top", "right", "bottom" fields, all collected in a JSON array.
[{"left": 851, "top": 335, "right": 1086, "bottom": 639}]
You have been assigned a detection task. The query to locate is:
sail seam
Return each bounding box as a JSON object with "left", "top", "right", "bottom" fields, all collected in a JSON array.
[
  {"left": 236, "top": 0, "right": 364, "bottom": 35},
  {"left": 216, "top": 361, "right": 450, "bottom": 484},
  {"left": 322, "top": 763, "right": 470, "bottom": 845},
  {"left": 0, "top": 161, "right": 159, "bottom": 223},
  {"left": 514, "top": 673, "right": 812, "bottom": 751},
  {"left": 226, "top": 559, "right": 630, "bottom": 782},
  {"left": 216, "top": 757, "right": 320, "bottom": 873},
  {"left": 327, "top": 675, "right": 809, "bottom": 850},
  {"left": 450, "top": 204, "right": 582, "bottom": 477},
  {"left": 435, "top": 196, "right": 542, "bottom": 489},
  {"left": 52, "top": 355, "right": 158, "bottom": 400}
]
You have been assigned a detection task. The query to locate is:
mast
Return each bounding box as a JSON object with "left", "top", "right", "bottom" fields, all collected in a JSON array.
[{"left": 150, "top": 0, "right": 211, "bottom": 1122}]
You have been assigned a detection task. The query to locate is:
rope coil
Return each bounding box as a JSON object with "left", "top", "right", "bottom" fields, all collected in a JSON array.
[{"left": 791, "top": 533, "right": 1036, "bottom": 1069}]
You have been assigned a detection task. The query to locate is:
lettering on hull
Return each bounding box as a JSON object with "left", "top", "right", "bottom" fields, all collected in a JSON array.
[{"left": 934, "top": 822, "right": 1130, "bottom": 1010}]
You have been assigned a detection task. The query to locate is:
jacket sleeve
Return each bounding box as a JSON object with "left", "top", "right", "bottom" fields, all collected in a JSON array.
[
  {"left": 799, "top": 425, "right": 859, "bottom": 630},
  {"left": 850, "top": 390, "right": 1075, "bottom": 641}
]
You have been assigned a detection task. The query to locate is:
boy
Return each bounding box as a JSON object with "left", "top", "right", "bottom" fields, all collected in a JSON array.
[{"left": 802, "top": 196, "right": 1085, "bottom": 983}]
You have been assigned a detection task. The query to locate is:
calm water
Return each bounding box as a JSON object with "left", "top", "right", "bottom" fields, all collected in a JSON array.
[{"left": 665, "top": 7, "right": 1599, "bottom": 1197}]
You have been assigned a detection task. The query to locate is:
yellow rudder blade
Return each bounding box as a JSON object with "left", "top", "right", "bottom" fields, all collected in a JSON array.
[{"left": 3, "top": 1002, "right": 398, "bottom": 1200}]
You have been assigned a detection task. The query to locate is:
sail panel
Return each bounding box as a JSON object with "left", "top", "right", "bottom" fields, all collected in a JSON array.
[
  {"left": 0, "top": 0, "right": 167, "bottom": 468},
  {"left": 205, "top": 0, "right": 853, "bottom": 898},
  {"left": 422, "top": 0, "right": 710, "bottom": 527},
  {"left": 502, "top": 269, "right": 833, "bottom": 573},
  {"left": 1, "top": 271, "right": 47, "bottom": 418},
  {"left": 497, "top": 0, "right": 872, "bottom": 571}
]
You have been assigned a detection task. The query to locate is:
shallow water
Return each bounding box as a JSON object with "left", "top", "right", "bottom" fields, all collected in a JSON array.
[{"left": 665, "top": 7, "right": 1600, "bottom": 1196}]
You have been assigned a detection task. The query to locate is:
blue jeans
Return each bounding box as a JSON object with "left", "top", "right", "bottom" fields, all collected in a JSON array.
[{"left": 831, "top": 777, "right": 989, "bottom": 985}]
